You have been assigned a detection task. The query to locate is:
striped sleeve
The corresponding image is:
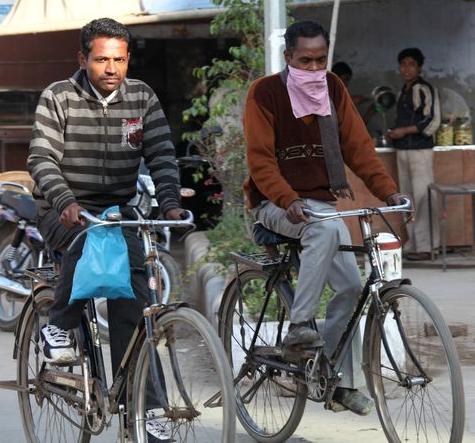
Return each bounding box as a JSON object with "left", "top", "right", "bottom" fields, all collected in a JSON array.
[
  {"left": 26, "top": 89, "right": 77, "bottom": 214},
  {"left": 413, "top": 83, "right": 441, "bottom": 137},
  {"left": 142, "top": 91, "right": 181, "bottom": 215}
]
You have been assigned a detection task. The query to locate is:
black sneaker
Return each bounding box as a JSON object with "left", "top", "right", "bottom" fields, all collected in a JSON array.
[
  {"left": 333, "top": 387, "right": 373, "bottom": 416},
  {"left": 283, "top": 322, "right": 321, "bottom": 347},
  {"left": 40, "top": 324, "right": 76, "bottom": 364}
]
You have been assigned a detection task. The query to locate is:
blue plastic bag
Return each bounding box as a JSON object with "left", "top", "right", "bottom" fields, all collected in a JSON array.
[{"left": 69, "top": 206, "right": 135, "bottom": 304}]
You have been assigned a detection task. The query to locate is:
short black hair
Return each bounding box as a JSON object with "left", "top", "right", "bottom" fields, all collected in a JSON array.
[
  {"left": 284, "top": 21, "right": 329, "bottom": 53},
  {"left": 80, "top": 18, "right": 131, "bottom": 56},
  {"left": 332, "top": 61, "right": 353, "bottom": 79},
  {"left": 398, "top": 47, "right": 425, "bottom": 66}
]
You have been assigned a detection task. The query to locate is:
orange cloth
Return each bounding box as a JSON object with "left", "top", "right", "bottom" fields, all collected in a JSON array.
[{"left": 243, "top": 72, "right": 398, "bottom": 209}]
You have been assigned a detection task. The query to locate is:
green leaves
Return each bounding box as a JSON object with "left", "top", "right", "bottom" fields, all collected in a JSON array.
[{"left": 182, "top": 0, "right": 264, "bottom": 131}]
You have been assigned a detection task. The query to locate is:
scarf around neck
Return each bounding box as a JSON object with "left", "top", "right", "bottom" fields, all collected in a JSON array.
[
  {"left": 281, "top": 68, "right": 354, "bottom": 200},
  {"left": 286, "top": 65, "right": 331, "bottom": 118}
]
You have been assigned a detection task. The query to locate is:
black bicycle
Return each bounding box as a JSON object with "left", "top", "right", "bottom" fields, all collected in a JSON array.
[
  {"left": 219, "top": 199, "right": 464, "bottom": 443},
  {"left": 12, "top": 210, "right": 235, "bottom": 442}
]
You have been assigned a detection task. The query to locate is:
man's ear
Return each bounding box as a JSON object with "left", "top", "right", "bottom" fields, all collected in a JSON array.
[
  {"left": 78, "top": 51, "right": 87, "bottom": 69},
  {"left": 284, "top": 49, "right": 291, "bottom": 65}
]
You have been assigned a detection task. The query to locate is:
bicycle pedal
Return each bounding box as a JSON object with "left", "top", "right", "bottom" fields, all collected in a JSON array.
[
  {"left": 281, "top": 341, "right": 324, "bottom": 362},
  {"left": 48, "top": 358, "right": 82, "bottom": 367},
  {"left": 254, "top": 346, "right": 282, "bottom": 358},
  {"left": 281, "top": 345, "right": 311, "bottom": 362}
]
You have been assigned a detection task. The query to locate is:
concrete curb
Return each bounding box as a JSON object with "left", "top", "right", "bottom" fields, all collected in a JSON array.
[{"left": 184, "top": 231, "right": 227, "bottom": 330}]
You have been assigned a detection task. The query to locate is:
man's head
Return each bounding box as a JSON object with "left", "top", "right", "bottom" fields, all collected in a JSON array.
[
  {"left": 332, "top": 61, "right": 353, "bottom": 87},
  {"left": 284, "top": 21, "right": 329, "bottom": 71},
  {"left": 78, "top": 18, "right": 131, "bottom": 97},
  {"left": 397, "top": 47, "right": 424, "bottom": 84}
]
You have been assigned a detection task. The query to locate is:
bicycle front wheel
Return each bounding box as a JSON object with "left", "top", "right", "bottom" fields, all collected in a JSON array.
[
  {"left": 365, "top": 285, "right": 465, "bottom": 443},
  {"left": 17, "top": 287, "right": 91, "bottom": 443},
  {"left": 95, "top": 251, "right": 182, "bottom": 342},
  {"left": 128, "top": 307, "right": 235, "bottom": 442},
  {"left": 220, "top": 269, "right": 307, "bottom": 443}
]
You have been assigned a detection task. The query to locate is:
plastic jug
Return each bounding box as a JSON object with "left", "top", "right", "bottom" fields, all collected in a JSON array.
[{"left": 365, "top": 233, "right": 402, "bottom": 281}]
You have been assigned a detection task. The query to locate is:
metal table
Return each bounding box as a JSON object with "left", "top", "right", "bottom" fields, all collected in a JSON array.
[{"left": 428, "top": 182, "right": 475, "bottom": 270}]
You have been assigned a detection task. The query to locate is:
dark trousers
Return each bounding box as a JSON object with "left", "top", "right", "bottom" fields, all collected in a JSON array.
[
  {"left": 49, "top": 227, "right": 149, "bottom": 376},
  {"left": 38, "top": 208, "right": 164, "bottom": 412}
]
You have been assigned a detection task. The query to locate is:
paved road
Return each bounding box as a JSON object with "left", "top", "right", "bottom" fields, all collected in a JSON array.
[{"left": 0, "top": 267, "right": 473, "bottom": 442}]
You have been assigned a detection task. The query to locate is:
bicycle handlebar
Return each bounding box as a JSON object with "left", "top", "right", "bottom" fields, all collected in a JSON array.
[
  {"left": 67, "top": 210, "right": 194, "bottom": 251},
  {"left": 302, "top": 198, "right": 412, "bottom": 222},
  {"left": 79, "top": 209, "right": 194, "bottom": 228}
]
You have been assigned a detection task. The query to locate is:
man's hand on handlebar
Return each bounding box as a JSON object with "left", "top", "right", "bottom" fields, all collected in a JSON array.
[
  {"left": 386, "top": 193, "right": 412, "bottom": 207},
  {"left": 286, "top": 200, "right": 309, "bottom": 224},
  {"left": 60, "top": 202, "right": 87, "bottom": 228},
  {"left": 164, "top": 207, "right": 186, "bottom": 221}
]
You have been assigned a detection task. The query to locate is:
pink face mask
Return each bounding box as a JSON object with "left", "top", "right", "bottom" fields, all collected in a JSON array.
[{"left": 286, "top": 65, "right": 331, "bottom": 118}]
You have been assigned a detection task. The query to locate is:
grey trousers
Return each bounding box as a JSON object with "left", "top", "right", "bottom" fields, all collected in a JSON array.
[
  {"left": 396, "top": 149, "right": 440, "bottom": 252},
  {"left": 253, "top": 199, "right": 362, "bottom": 388}
]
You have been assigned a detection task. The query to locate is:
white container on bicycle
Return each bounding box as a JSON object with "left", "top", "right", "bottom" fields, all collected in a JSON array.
[{"left": 365, "top": 233, "right": 402, "bottom": 281}]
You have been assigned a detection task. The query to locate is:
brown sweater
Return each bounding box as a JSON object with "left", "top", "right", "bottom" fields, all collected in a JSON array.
[{"left": 243, "top": 71, "right": 398, "bottom": 209}]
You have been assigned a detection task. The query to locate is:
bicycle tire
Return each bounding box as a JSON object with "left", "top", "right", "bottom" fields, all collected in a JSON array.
[
  {"left": 17, "top": 287, "right": 92, "bottom": 443},
  {"left": 364, "top": 284, "right": 465, "bottom": 443},
  {"left": 220, "top": 269, "right": 307, "bottom": 443},
  {"left": 0, "top": 222, "right": 35, "bottom": 331},
  {"left": 128, "top": 306, "right": 236, "bottom": 442},
  {"left": 96, "top": 250, "right": 182, "bottom": 341}
]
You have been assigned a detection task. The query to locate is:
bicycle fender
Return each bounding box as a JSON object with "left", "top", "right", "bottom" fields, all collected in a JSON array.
[
  {"left": 218, "top": 276, "right": 238, "bottom": 338},
  {"left": 361, "top": 278, "right": 412, "bottom": 397},
  {"left": 13, "top": 283, "right": 51, "bottom": 360},
  {"left": 379, "top": 278, "right": 412, "bottom": 296},
  {"left": 149, "top": 302, "right": 191, "bottom": 323}
]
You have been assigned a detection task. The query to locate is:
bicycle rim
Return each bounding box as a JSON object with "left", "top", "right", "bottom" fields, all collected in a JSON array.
[
  {"left": 221, "top": 269, "right": 307, "bottom": 442},
  {"left": 129, "top": 307, "right": 235, "bottom": 442},
  {"left": 366, "top": 285, "right": 465, "bottom": 443},
  {"left": 17, "top": 288, "right": 91, "bottom": 443}
]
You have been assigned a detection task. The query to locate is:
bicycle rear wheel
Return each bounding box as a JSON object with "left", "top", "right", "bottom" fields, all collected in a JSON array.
[
  {"left": 365, "top": 285, "right": 465, "bottom": 443},
  {"left": 17, "top": 287, "right": 91, "bottom": 443},
  {"left": 220, "top": 269, "right": 307, "bottom": 443},
  {"left": 128, "top": 306, "right": 235, "bottom": 442}
]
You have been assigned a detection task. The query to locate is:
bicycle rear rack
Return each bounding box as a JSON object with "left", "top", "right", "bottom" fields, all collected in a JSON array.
[{"left": 229, "top": 251, "right": 286, "bottom": 271}]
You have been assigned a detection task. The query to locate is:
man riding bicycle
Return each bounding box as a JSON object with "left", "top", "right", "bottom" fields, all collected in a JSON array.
[
  {"left": 27, "top": 17, "right": 183, "bottom": 442},
  {"left": 244, "top": 20, "right": 407, "bottom": 415}
]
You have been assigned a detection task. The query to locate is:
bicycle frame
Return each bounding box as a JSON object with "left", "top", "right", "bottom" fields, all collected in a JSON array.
[
  {"left": 72, "top": 214, "right": 194, "bottom": 419},
  {"left": 233, "top": 200, "right": 418, "bottom": 405}
]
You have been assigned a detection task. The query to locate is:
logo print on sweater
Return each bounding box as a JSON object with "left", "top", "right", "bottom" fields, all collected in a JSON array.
[
  {"left": 277, "top": 144, "right": 324, "bottom": 160},
  {"left": 122, "top": 117, "right": 143, "bottom": 150}
]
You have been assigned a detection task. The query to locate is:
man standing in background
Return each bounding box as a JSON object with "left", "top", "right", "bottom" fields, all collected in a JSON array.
[{"left": 387, "top": 47, "right": 440, "bottom": 260}]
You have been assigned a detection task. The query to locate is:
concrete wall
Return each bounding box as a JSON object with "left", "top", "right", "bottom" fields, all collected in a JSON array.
[{"left": 294, "top": 0, "right": 475, "bottom": 124}]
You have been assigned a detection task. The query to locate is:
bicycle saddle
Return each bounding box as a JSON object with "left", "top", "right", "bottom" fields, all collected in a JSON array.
[
  {"left": 252, "top": 222, "right": 299, "bottom": 246},
  {"left": 0, "top": 189, "right": 37, "bottom": 221}
]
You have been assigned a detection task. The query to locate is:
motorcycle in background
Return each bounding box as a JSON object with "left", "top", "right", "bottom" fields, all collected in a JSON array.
[
  {"left": 177, "top": 127, "right": 223, "bottom": 230},
  {"left": 0, "top": 181, "right": 44, "bottom": 331}
]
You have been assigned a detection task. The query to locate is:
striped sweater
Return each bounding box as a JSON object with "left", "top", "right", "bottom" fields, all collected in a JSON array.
[{"left": 27, "top": 69, "right": 180, "bottom": 216}]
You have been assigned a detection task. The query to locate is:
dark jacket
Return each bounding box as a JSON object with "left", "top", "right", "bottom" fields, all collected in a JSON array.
[{"left": 393, "top": 77, "right": 441, "bottom": 150}]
